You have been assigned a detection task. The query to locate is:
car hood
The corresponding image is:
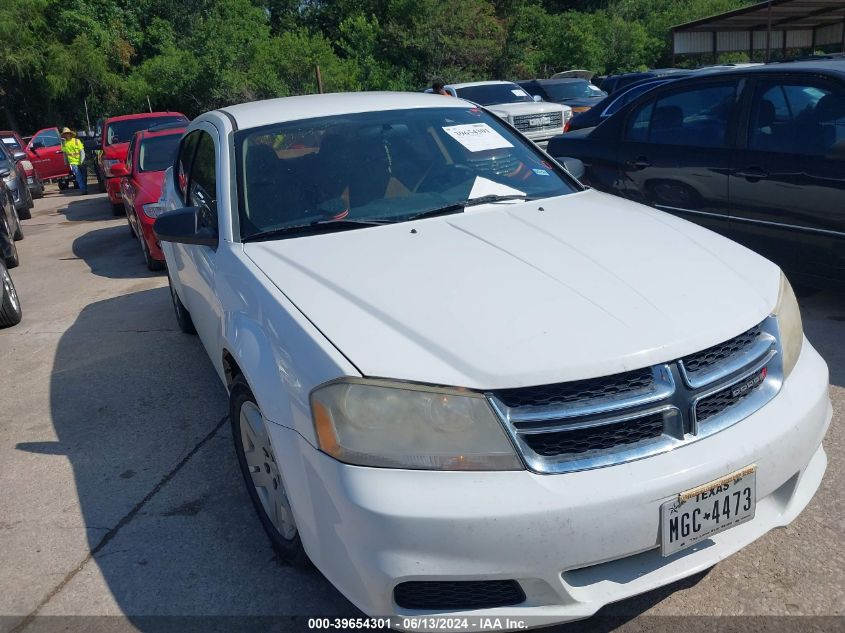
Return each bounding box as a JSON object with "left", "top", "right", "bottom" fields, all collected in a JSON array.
[
  {"left": 244, "top": 189, "right": 780, "bottom": 390},
  {"left": 558, "top": 97, "right": 604, "bottom": 108},
  {"left": 135, "top": 171, "right": 165, "bottom": 203},
  {"left": 487, "top": 102, "right": 568, "bottom": 118}
]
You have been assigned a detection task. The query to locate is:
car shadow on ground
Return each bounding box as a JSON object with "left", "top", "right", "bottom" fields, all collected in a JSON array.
[
  {"left": 71, "top": 224, "right": 162, "bottom": 279},
  {"left": 799, "top": 290, "right": 845, "bottom": 389},
  {"left": 20, "top": 286, "right": 355, "bottom": 625},
  {"left": 54, "top": 192, "right": 116, "bottom": 223}
]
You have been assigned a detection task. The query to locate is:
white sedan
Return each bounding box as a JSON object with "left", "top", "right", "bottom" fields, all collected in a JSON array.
[{"left": 154, "top": 92, "right": 830, "bottom": 626}]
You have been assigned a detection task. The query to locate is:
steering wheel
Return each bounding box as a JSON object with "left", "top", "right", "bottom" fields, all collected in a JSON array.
[{"left": 416, "top": 163, "right": 474, "bottom": 193}]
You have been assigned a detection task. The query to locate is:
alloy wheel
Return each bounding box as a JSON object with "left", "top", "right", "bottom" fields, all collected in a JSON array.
[
  {"left": 239, "top": 401, "right": 297, "bottom": 540},
  {"left": 1, "top": 264, "right": 18, "bottom": 312}
]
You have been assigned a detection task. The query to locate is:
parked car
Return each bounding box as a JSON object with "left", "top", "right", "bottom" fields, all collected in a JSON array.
[
  {"left": 599, "top": 68, "right": 689, "bottom": 95},
  {"left": 0, "top": 142, "right": 34, "bottom": 219},
  {"left": 25, "top": 127, "right": 74, "bottom": 188},
  {"left": 0, "top": 181, "right": 22, "bottom": 268},
  {"left": 0, "top": 131, "right": 44, "bottom": 199},
  {"left": 153, "top": 92, "right": 829, "bottom": 626},
  {"left": 113, "top": 122, "right": 186, "bottom": 270},
  {"left": 433, "top": 80, "right": 570, "bottom": 147},
  {"left": 0, "top": 258, "right": 22, "bottom": 328},
  {"left": 547, "top": 60, "right": 845, "bottom": 289},
  {"left": 567, "top": 75, "right": 691, "bottom": 132},
  {"left": 99, "top": 111, "right": 188, "bottom": 215},
  {"left": 518, "top": 78, "right": 607, "bottom": 114}
]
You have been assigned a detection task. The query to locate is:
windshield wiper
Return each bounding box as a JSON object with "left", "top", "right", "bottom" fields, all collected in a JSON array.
[
  {"left": 242, "top": 218, "right": 389, "bottom": 243},
  {"left": 403, "top": 194, "right": 534, "bottom": 222}
]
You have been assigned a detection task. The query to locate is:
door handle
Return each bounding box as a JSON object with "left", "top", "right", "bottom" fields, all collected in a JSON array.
[
  {"left": 626, "top": 156, "right": 651, "bottom": 170},
  {"left": 734, "top": 167, "right": 768, "bottom": 181},
  {"left": 54, "top": 150, "right": 63, "bottom": 154}
]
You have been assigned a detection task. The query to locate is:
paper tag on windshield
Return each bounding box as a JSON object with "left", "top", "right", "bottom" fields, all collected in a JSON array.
[
  {"left": 443, "top": 123, "right": 513, "bottom": 152},
  {"left": 2, "top": 137, "right": 16, "bottom": 145},
  {"left": 511, "top": 89, "right": 528, "bottom": 97}
]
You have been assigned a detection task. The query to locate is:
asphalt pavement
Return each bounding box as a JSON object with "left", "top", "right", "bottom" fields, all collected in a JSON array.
[{"left": 0, "top": 186, "right": 842, "bottom": 632}]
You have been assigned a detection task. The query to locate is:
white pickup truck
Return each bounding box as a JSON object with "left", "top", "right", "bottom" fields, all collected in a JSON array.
[{"left": 442, "top": 80, "right": 571, "bottom": 148}]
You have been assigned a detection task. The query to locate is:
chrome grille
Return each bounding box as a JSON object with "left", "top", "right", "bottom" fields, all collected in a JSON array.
[
  {"left": 489, "top": 317, "right": 782, "bottom": 474},
  {"left": 512, "top": 111, "right": 563, "bottom": 133}
]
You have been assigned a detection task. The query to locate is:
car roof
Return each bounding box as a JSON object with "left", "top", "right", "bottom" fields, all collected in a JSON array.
[
  {"left": 649, "top": 60, "right": 845, "bottom": 87},
  {"left": 220, "top": 92, "right": 471, "bottom": 131},
  {"left": 104, "top": 112, "right": 187, "bottom": 125},
  {"left": 527, "top": 78, "right": 587, "bottom": 85},
  {"left": 448, "top": 80, "right": 518, "bottom": 89},
  {"left": 136, "top": 126, "right": 187, "bottom": 140}
]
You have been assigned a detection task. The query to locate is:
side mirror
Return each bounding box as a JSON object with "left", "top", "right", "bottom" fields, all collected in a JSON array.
[
  {"left": 111, "top": 163, "right": 128, "bottom": 177},
  {"left": 0, "top": 168, "right": 10, "bottom": 179},
  {"left": 31, "top": 141, "right": 43, "bottom": 150},
  {"left": 532, "top": 95, "right": 543, "bottom": 102},
  {"left": 825, "top": 139, "right": 845, "bottom": 161},
  {"left": 559, "top": 157, "right": 586, "bottom": 180},
  {"left": 12, "top": 151, "right": 26, "bottom": 162},
  {"left": 153, "top": 207, "right": 218, "bottom": 247}
]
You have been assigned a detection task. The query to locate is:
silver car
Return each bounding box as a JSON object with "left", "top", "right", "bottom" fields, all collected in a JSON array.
[{"left": 0, "top": 143, "right": 33, "bottom": 220}]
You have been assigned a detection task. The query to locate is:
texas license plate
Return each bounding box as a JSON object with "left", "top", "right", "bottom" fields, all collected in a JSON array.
[{"left": 660, "top": 465, "right": 757, "bottom": 556}]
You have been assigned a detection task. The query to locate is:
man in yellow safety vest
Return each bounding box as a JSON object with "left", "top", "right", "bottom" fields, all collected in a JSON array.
[{"left": 60, "top": 127, "right": 87, "bottom": 194}]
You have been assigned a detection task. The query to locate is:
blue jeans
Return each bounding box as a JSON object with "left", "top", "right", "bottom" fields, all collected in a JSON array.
[{"left": 71, "top": 164, "right": 87, "bottom": 194}]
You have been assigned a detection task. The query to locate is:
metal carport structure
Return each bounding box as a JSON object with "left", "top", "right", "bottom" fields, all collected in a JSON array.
[{"left": 672, "top": 0, "right": 845, "bottom": 63}]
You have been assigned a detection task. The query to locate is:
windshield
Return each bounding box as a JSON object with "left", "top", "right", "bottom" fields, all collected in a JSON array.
[
  {"left": 1, "top": 136, "right": 22, "bottom": 151},
  {"left": 543, "top": 81, "right": 602, "bottom": 100},
  {"left": 453, "top": 84, "right": 533, "bottom": 106},
  {"left": 236, "top": 107, "right": 578, "bottom": 240},
  {"left": 106, "top": 116, "right": 187, "bottom": 145},
  {"left": 139, "top": 134, "right": 182, "bottom": 172}
]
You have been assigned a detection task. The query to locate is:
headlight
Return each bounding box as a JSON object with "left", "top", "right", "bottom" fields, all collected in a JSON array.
[
  {"left": 104, "top": 159, "right": 120, "bottom": 177},
  {"left": 772, "top": 271, "right": 802, "bottom": 378},
  {"left": 142, "top": 202, "right": 167, "bottom": 218},
  {"left": 311, "top": 380, "right": 522, "bottom": 471}
]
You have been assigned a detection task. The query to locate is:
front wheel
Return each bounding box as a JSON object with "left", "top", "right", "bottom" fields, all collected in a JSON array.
[
  {"left": 230, "top": 377, "right": 309, "bottom": 566},
  {"left": 141, "top": 234, "right": 164, "bottom": 271},
  {"left": 0, "top": 259, "right": 21, "bottom": 327},
  {"left": 167, "top": 272, "right": 196, "bottom": 334},
  {"left": 112, "top": 202, "right": 124, "bottom": 217},
  {"left": 1, "top": 211, "right": 19, "bottom": 269}
]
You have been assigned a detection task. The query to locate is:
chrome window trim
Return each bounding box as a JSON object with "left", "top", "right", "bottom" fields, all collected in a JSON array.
[
  {"left": 656, "top": 205, "right": 845, "bottom": 239},
  {"left": 488, "top": 316, "right": 784, "bottom": 474}
]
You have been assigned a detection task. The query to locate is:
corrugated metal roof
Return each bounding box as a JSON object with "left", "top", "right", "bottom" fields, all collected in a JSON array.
[{"left": 673, "top": 0, "right": 845, "bottom": 56}]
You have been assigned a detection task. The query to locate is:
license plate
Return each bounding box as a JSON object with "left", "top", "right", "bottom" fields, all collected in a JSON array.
[{"left": 660, "top": 465, "right": 756, "bottom": 556}]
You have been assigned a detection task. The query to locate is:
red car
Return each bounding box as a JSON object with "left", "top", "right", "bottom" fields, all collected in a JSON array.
[
  {"left": 25, "top": 127, "right": 74, "bottom": 184},
  {"left": 99, "top": 111, "right": 187, "bottom": 215},
  {"left": 112, "top": 122, "right": 186, "bottom": 270}
]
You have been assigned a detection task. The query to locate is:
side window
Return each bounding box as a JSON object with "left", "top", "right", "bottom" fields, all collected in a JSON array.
[
  {"left": 626, "top": 83, "right": 738, "bottom": 148},
  {"left": 188, "top": 132, "right": 217, "bottom": 234},
  {"left": 176, "top": 131, "right": 201, "bottom": 202},
  {"left": 748, "top": 80, "right": 843, "bottom": 156},
  {"left": 626, "top": 100, "right": 654, "bottom": 142},
  {"left": 33, "top": 130, "right": 61, "bottom": 148}
]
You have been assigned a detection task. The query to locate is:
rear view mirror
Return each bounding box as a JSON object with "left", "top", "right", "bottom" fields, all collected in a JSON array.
[
  {"left": 559, "top": 157, "right": 586, "bottom": 180},
  {"left": 12, "top": 151, "right": 26, "bottom": 162},
  {"left": 154, "top": 207, "right": 217, "bottom": 248}
]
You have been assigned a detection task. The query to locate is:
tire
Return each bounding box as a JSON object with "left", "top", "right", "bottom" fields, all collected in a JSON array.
[
  {"left": 230, "top": 376, "right": 309, "bottom": 566},
  {"left": 0, "top": 260, "right": 22, "bottom": 328},
  {"left": 112, "top": 202, "right": 124, "bottom": 217},
  {"left": 32, "top": 179, "right": 44, "bottom": 199},
  {"left": 141, "top": 234, "right": 164, "bottom": 271},
  {"left": 168, "top": 272, "right": 196, "bottom": 334},
  {"left": 11, "top": 206, "right": 23, "bottom": 241},
  {"left": 1, "top": 211, "right": 19, "bottom": 269},
  {"left": 58, "top": 180, "right": 68, "bottom": 191}
]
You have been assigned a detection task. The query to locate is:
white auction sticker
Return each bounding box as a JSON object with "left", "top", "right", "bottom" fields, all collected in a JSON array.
[
  {"left": 511, "top": 89, "right": 528, "bottom": 97},
  {"left": 442, "top": 123, "right": 513, "bottom": 152},
  {"left": 2, "top": 137, "right": 16, "bottom": 145}
]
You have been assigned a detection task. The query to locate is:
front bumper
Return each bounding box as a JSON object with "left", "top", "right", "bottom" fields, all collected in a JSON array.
[{"left": 267, "top": 338, "right": 830, "bottom": 626}]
